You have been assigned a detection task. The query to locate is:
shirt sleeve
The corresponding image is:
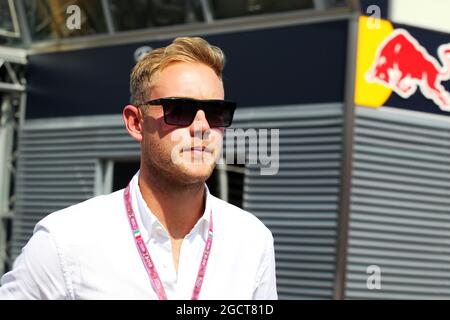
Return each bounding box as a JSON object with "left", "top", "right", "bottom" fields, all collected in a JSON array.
[
  {"left": 0, "top": 227, "right": 69, "bottom": 300},
  {"left": 252, "top": 232, "right": 278, "bottom": 300}
]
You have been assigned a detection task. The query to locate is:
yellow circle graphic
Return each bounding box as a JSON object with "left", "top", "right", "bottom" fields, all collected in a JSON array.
[{"left": 354, "top": 16, "right": 394, "bottom": 107}]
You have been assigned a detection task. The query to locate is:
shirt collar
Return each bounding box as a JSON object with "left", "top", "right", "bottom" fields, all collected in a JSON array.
[{"left": 129, "top": 171, "right": 212, "bottom": 242}]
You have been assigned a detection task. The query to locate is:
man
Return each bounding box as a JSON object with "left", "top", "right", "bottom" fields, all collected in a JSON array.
[{"left": 0, "top": 37, "right": 277, "bottom": 299}]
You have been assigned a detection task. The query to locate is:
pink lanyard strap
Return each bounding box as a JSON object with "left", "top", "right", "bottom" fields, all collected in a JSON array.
[{"left": 123, "top": 183, "right": 213, "bottom": 300}]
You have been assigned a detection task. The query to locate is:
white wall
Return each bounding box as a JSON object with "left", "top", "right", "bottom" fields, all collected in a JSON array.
[{"left": 390, "top": 0, "right": 450, "bottom": 33}]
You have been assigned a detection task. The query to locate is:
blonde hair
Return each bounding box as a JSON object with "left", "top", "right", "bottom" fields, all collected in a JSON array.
[{"left": 130, "top": 37, "right": 225, "bottom": 106}]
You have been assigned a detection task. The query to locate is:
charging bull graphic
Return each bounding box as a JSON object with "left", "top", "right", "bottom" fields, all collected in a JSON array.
[{"left": 366, "top": 29, "right": 450, "bottom": 112}]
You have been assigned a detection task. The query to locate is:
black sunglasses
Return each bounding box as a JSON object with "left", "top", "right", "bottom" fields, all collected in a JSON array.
[{"left": 141, "top": 97, "right": 236, "bottom": 127}]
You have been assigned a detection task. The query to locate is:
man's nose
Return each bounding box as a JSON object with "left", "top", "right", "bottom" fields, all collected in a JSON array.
[{"left": 189, "top": 109, "right": 210, "bottom": 136}]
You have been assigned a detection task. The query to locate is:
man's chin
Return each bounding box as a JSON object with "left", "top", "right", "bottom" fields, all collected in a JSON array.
[{"left": 176, "top": 162, "right": 215, "bottom": 183}]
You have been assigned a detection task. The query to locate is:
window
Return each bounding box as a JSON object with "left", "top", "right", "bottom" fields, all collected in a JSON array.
[
  {"left": 23, "top": 0, "right": 108, "bottom": 41},
  {"left": 209, "top": 0, "right": 348, "bottom": 19},
  {"left": 207, "top": 164, "right": 245, "bottom": 208},
  {"left": 210, "top": 0, "right": 314, "bottom": 19},
  {"left": 0, "top": 0, "right": 21, "bottom": 46},
  {"left": 109, "top": 0, "right": 205, "bottom": 31},
  {"left": 0, "top": 0, "right": 20, "bottom": 37},
  {"left": 1, "top": 0, "right": 351, "bottom": 47},
  {"left": 0, "top": 217, "right": 12, "bottom": 275},
  {"left": 112, "top": 160, "right": 141, "bottom": 191},
  {"left": 95, "top": 159, "right": 139, "bottom": 195}
]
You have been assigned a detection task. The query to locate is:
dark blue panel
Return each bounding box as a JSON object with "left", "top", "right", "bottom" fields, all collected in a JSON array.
[
  {"left": 26, "top": 44, "right": 143, "bottom": 119},
  {"left": 26, "top": 20, "right": 348, "bottom": 119},
  {"left": 211, "top": 21, "right": 348, "bottom": 107}
]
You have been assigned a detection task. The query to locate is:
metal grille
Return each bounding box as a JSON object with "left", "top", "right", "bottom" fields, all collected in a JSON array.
[
  {"left": 11, "top": 115, "right": 139, "bottom": 259},
  {"left": 232, "top": 103, "right": 344, "bottom": 299},
  {"left": 346, "top": 106, "right": 450, "bottom": 299}
]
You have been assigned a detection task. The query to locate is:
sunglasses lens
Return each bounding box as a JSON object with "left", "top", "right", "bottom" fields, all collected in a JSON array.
[
  {"left": 204, "top": 101, "right": 236, "bottom": 127},
  {"left": 163, "top": 101, "right": 196, "bottom": 126},
  {"left": 160, "top": 99, "right": 236, "bottom": 127}
]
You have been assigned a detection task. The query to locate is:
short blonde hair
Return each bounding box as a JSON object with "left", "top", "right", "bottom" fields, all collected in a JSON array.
[{"left": 130, "top": 37, "right": 225, "bottom": 106}]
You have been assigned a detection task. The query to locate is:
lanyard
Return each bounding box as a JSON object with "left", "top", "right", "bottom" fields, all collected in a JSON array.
[{"left": 123, "top": 183, "right": 213, "bottom": 300}]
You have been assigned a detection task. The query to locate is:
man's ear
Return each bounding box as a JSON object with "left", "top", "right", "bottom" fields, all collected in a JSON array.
[{"left": 123, "top": 105, "right": 144, "bottom": 142}]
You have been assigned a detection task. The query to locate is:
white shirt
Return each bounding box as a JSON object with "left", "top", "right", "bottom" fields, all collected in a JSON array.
[{"left": 0, "top": 172, "right": 277, "bottom": 300}]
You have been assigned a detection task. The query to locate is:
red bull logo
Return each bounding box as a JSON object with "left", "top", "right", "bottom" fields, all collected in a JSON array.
[{"left": 366, "top": 29, "right": 450, "bottom": 111}]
